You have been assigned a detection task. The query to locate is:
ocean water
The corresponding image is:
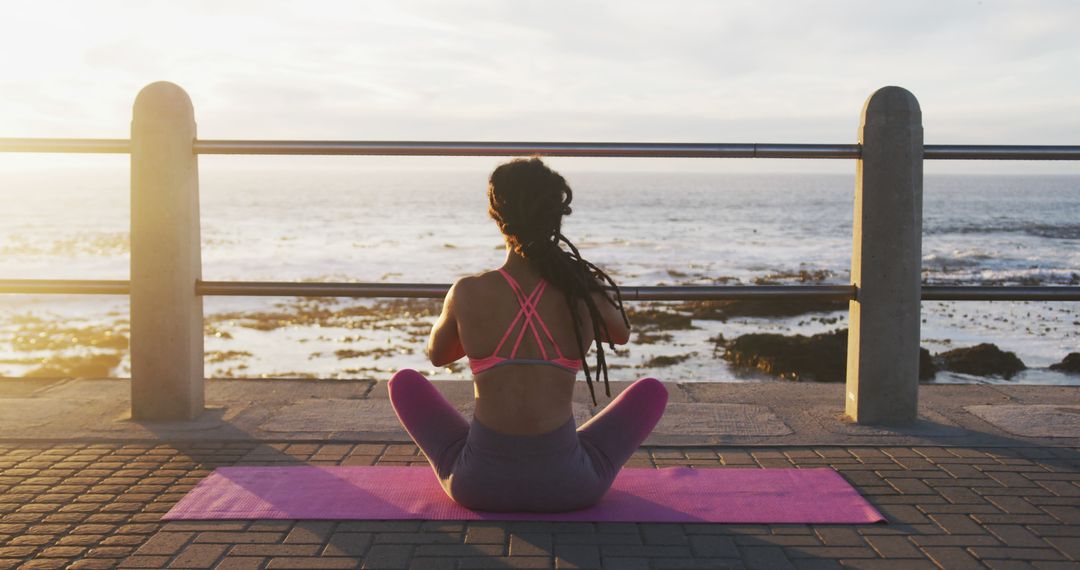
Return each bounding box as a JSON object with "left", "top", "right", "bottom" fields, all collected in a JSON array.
[{"left": 1, "top": 162, "right": 1077, "bottom": 384}]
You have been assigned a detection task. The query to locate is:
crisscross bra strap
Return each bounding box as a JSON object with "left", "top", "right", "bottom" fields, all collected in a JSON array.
[{"left": 491, "top": 268, "right": 567, "bottom": 360}]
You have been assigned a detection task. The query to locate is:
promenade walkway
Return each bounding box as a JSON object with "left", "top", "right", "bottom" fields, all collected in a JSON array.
[{"left": 2, "top": 378, "right": 1079, "bottom": 569}]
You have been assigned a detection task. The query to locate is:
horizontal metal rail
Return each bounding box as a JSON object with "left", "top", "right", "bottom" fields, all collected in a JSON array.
[
  {"left": 3, "top": 279, "right": 1079, "bottom": 301},
  {"left": 2, "top": 138, "right": 1079, "bottom": 160},
  {"left": 0, "top": 279, "right": 130, "bottom": 295},
  {"left": 921, "top": 286, "right": 1080, "bottom": 301},
  {"left": 0, "top": 138, "right": 130, "bottom": 154},
  {"left": 922, "top": 145, "right": 1080, "bottom": 160},
  {"left": 190, "top": 141, "right": 863, "bottom": 159},
  {"left": 195, "top": 281, "right": 856, "bottom": 301},
  {"left": 199, "top": 280, "right": 450, "bottom": 299}
]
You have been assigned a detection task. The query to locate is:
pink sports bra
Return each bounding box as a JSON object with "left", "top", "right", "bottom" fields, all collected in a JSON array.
[{"left": 468, "top": 269, "right": 583, "bottom": 375}]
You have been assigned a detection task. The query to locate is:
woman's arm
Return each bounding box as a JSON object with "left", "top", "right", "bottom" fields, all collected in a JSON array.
[
  {"left": 590, "top": 290, "right": 631, "bottom": 345},
  {"left": 427, "top": 280, "right": 467, "bottom": 366}
]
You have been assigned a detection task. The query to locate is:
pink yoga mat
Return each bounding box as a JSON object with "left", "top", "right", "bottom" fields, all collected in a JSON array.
[{"left": 164, "top": 466, "right": 882, "bottom": 524}]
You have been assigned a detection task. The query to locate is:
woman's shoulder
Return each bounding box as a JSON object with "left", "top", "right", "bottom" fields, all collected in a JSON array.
[{"left": 448, "top": 270, "right": 502, "bottom": 299}]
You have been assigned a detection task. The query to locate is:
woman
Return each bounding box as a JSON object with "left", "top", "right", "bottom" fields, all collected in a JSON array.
[{"left": 389, "top": 157, "right": 668, "bottom": 512}]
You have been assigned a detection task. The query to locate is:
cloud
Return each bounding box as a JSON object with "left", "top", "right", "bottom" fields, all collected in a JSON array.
[{"left": 1, "top": 0, "right": 1077, "bottom": 172}]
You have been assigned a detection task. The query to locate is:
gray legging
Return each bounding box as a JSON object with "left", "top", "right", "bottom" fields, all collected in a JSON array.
[{"left": 388, "top": 369, "right": 668, "bottom": 512}]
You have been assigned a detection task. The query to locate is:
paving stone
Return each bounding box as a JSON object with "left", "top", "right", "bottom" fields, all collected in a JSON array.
[
  {"left": 835, "top": 560, "right": 937, "bottom": 569},
  {"left": 990, "top": 472, "right": 1041, "bottom": 488},
  {"left": 886, "top": 478, "right": 935, "bottom": 495},
  {"left": 641, "top": 524, "right": 689, "bottom": 545},
  {"left": 339, "top": 521, "right": 421, "bottom": 533},
  {"left": 102, "top": 534, "right": 147, "bottom": 546},
  {"left": 558, "top": 533, "right": 640, "bottom": 545},
  {"left": 786, "top": 547, "right": 877, "bottom": 559},
  {"left": 169, "top": 543, "right": 229, "bottom": 567},
  {"left": 248, "top": 521, "right": 293, "bottom": 532},
  {"left": 937, "top": 486, "right": 993, "bottom": 504},
  {"left": 408, "top": 557, "right": 460, "bottom": 570},
  {"left": 133, "top": 531, "right": 192, "bottom": 555},
  {"left": 415, "top": 544, "right": 504, "bottom": 557},
  {"left": 267, "top": 557, "right": 359, "bottom": 569},
  {"left": 284, "top": 521, "right": 336, "bottom": 544},
  {"left": 922, "top": 546, "right": 986, "bottom": 569},
  {"left": 984, "top": 561, "right": 1040, "bottom": 570},
  {"left": 374, "top": 532, "right": 462, "bottom": 545},
  {"left": 86, "top": 545, "right": 135, "bottom": 558},
  {"left": 596, "top": 545, "right": 691, "bottom": 558},
  {"left": 688, "top": 535, "right": 739, "bottom": 557},
  {"left": 651, "top": 559, "right": 745, "bottom": 569},
  {"left": 838, "top": 470, "right": 885, "bottom": 486},
  {"left": 863, "top": 535, "right": 922, "bottom": 558},
  {"left": 791, "top": 560, "right": 844, "bottom": 570},
  {"left": 460, "top": 557, "right": 552, "bottom": 569},
  {"left": 770, "top": 525, "right": 812, "bottom": 535},
  {"left": 420, "top": 521, "right": 465, "bottom": 533},
  {"left": 465, "top": 523, "right": 506, "bottom": 544},
  {"left": 117, "top": 556, "right": 171, "bottom": 568},
  {"left": 1031, "top": 561, "right": 1080, "bottom": 570},
  {"left": 17, "top": 560, "right": 70, "bottom": 570},
  {"left": 3, "top": 442, "right": 1080, "bottom": 569},
  {"left": 554, "top": 544, "right": 600, "bottom": 568},
  {"left": 988, "top": 496, "right": 1046, "bottom": 514},
  {"left": 735, "top": 534, "right": 820, "bottom": 547},
  {"left": 1043, "top": 536, "right": 1080, "bottom": 560},
  {"left": 986, "top": 525, "right": 1053, "bottom": 548},
  {"left": 813, "top": 526, "right": 864, "bottom": 546},
  {"left": 973, "top": 514, "right": 1061, "bottom": 525},
  {"left": 595, "top": 523, "right": 637, "bottom": 534},
  {"left": 215, "top": 558, "right": 267, "bottom": 570},
  {"left": 1029, "top": 525, "right": 1080, "bottom": 538},
  {"left": 918, "top": 503, "right": 1002, "bottom": 515},
  {"left": 7, "top": 534, "right": 51, "bottom": 546},
  {"left": 38, "top": 545, "right": 87, "bottom": 557},
  {"left": 194, "top": 531, "right": 284, "bottom": 544},
  {"left": 163, "top": 522, "right": 248, "bottom": 532},
  {"left": 1039, "top": 506, "right": 1080, "bottom": 524},
  {"left": 511, "top": 533, "right": 553, "bottom": 556},
  {"left": 323, "top": 532, "right": 374, "bottom": 557},
  {"left": 740, "top": 546, "right": 795, "bottom": 570},
  {"left": 911, "top": 534, "right": 1003, "bottom": 547},
  {"left": 231, "top": 544, "right": 322, "bottom": 556},
  {"left": 969, "top": 547, "right": 1067, "bottom": 561},
  {"left": 930, "top": 513, "right": 991, "bottom": 535},
  {"left": 600, "top": 557, "right": 648, "bottom": 570},
  {"left": 1037, "top": 481, "right": 1080, "bottom": 497},
  {"left": 361, "top": 545, "right": 412, "bottom": 569}
]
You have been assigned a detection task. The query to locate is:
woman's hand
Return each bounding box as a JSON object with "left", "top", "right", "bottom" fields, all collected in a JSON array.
[{"left": 426, "top": 279, "right": 467, "bottom": 366}]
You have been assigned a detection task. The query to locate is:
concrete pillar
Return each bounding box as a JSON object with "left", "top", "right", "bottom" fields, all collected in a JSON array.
[
  {"left": 130, "top": 81, "right": 204, "bottom": 420},
  {"left": 845, "top": 86, "right": 923, "bottom": 425}
]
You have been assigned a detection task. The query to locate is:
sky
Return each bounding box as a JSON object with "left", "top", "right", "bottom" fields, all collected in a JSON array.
[{"left": 1, "top": 0, "right": 1078, "bottom": 173}]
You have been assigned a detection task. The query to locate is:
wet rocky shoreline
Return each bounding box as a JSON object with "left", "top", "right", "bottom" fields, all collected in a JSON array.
[{"left": 0, "top": 275, "right": 1077, "bottom": 382}]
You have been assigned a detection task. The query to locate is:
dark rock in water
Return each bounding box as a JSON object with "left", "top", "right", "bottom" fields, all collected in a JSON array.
[
  {"left": 919, "top": 347, "right": 938, "bottom": 381},
  {"left": 720, "top": 328, "right": 937, "bottom": 382},
  {"left": 936, "top": 343, "right": 1026, "bottom": 379},
  {"left": 626, "top": 307, "right": 695, "bottom": 331},
  {"left": 640, "top": 353, "right": 695, "bottom": 368},
  {"left": 722, "top": 329, "right": 848, "bottom": 382},
  {"left": 1050, "top": 353, "right": 1080, "bottom": 374}
]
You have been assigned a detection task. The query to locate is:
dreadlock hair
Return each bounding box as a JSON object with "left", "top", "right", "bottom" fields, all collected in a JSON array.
[{"left": 487, "top": 157, "right": 628, "bottom": 406}]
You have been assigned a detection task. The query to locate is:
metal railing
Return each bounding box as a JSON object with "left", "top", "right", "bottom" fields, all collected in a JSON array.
[
  {"left": 4, "top": 137, "right": 1080, "bottom": 160},
  {"left": 1, "top": 82, "right": 1077, "bottom": 424},
  {"left": 3, "top": 279, "right": 1079, "bottom": 302}
]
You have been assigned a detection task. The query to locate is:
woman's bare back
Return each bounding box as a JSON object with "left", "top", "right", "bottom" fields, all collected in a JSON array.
[{"left": 453, "top": 261, "right": 592, "bottom": 435}]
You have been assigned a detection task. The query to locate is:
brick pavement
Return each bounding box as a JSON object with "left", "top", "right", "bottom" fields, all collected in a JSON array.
[{"left": 1, "top": 441, "right": 1078, "bottom": 569}]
